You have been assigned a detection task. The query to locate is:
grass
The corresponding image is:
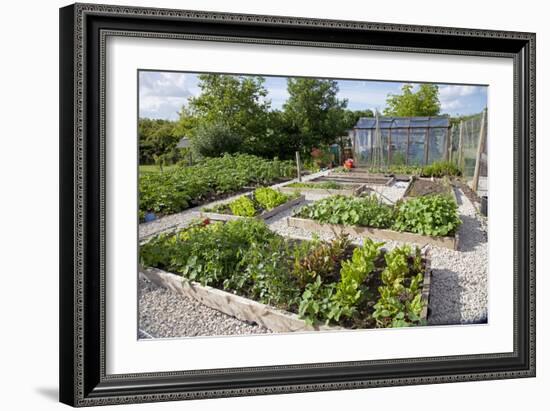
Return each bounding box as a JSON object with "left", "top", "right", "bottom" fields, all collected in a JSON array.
[{"left": 139, "top": 164, "right": 178, "bottom": 174}]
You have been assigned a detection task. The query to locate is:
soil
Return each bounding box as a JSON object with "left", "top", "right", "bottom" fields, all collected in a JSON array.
[{"left": 406, "top": 178, "right": 451, "bottom": 198}]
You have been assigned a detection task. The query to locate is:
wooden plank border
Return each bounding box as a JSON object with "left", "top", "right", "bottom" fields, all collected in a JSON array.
[
  {"left": 286, "top": 217, "right": 458, "bottom": 250},
  {"left": 317, "top": 174, "right": 394, "bottom": 186},
  {"left": 277, "top": 184, "right": 367, "bottom": 197},
  {"left": 139, "top": 267, "right": 341, "bottom": 333},
  {"left": 140, "top": 257, "right": 432, "bottom": 331},
  {"left": 201, "top": 194, "right": 305, "bottom": 222}
]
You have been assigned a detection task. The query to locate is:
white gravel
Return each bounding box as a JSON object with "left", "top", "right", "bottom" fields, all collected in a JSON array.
[
  {"left": 426, "top": 187, "right": 488, "bottom": 325},
  {"left": 139, "top": 277, "right": 271, "bottom": 338}
]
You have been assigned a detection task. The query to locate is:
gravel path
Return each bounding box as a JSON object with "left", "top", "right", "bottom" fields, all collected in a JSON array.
[
  {"left": 139, "top": 277, "right": 271, "bottom": 338},
  {"left": 426, "top": 187, "right": 488, "bottom": 325}
]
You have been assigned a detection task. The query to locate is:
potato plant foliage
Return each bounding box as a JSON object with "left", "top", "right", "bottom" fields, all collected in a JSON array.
[
  {"left": 140, "top": 219, "right": 427, "bottom": 328},
  {"left": 139, "top": 154, "right": 295, "bottom": 219}
]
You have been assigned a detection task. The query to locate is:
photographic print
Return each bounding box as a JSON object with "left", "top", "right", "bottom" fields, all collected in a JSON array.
[{"left": 138, "top": 71, "right": 488, "bottom": 338}]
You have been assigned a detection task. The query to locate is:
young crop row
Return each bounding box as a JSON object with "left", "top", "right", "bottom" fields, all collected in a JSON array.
[
  {"left": 140, "top": 219, "right": 427, "bottom": 328},
  {"left": 203, "top": 187, "right": 299, "bottom": 217},
  {"left": 139, "top": 154, "right": 296, "bottom": 220},
  {"left": 294, "top": 194, "right": 461, "bottom": 237}
]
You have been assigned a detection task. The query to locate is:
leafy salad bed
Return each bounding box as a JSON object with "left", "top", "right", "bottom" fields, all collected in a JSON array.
[
  {"left": 202, "top": 187, "right": 301, "bottom": 218},
  {"left": 139, "top": 154, "right": 296, "bottom": 220},
  {"left": 294, "top": 194, "right": 461, "bottom": 237},
  {"left": 140, "top": 219, "right": 428, "bottom": 328}
]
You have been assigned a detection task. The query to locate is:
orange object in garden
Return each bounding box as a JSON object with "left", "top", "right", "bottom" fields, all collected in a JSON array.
[{"left": 344, "top": 158, "right": 355, "bottom": 169}]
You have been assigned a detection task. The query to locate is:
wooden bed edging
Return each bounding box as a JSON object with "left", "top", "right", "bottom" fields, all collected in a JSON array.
[
  {"left": 140, "top": 266, "right": 341, "bottom": 333},
  {"left": 403, "top": 176, "right": 459, "bottom": 203},
  {"left": 277, "top": 184, "right": 366, "bottom": 197},
  {"left": 321, "top": 173, "right": 395, "bottom": 186},
  {"left": 420, "top": 256, "right": 432, "bottom": 321},
  {"left": 201, "top": 194, "right": 305, "bottom": 222},
  {"left": 286, "top": 217, "right": 458, "bottom": 250}
]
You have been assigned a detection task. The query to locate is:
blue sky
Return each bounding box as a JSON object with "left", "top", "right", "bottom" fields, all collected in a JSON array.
[{"left": 139, "top": 71, "right": 487, "bottom": 121}]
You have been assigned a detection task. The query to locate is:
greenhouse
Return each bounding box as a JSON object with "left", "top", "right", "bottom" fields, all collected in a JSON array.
[{"left": 352, "top": 116, "right": 452, "bottom": 166}]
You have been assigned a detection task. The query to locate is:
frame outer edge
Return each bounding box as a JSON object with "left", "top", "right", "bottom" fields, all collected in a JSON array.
[
  {"left": 59, "top": 3, "right": 77, "bottom": 407},
  {"left": 63, "top": 3, "right": 536, "bottom": 407}
]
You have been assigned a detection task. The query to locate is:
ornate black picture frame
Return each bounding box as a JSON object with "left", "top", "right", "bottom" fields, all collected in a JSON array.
[{"left": 59, "top": 3, "right": 535, "bottom": 407}]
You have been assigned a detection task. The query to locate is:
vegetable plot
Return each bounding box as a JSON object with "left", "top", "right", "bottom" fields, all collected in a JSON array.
[
  {"left": 139, "top": 154, "right": 296, "bottom": 220},
  {"left": 201, "top": 187, "right": 303, "bottom": 220},
  {"left": 294, "top": 194, "right": 461, "bottom": 237},
  {"left": 140, "top": 219, "right": 430, "bottom": 329}
]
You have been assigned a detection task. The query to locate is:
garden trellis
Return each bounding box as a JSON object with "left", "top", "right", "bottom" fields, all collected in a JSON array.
[{"left": 352, "top": 116, "right": 452, "bottom": 167}]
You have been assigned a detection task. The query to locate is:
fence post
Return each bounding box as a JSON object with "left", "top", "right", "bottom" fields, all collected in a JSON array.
[
  {"left": 457, "top": 121, "right": 464, "bottom": 171},
  {"left": 447, "top": 125, "right": 453, "bottom": 162},
  {"left": 295, "top": 151, "right": 302, "bottom": 182},
  {"left": 472, "top": 109, "right": 487, "bottom": 192}
]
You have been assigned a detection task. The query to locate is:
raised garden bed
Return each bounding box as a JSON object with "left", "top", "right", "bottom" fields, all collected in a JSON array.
[
  {"left": 139, "top": 219, "right": 432, "bottom": 331},
  {"left": 139, "top": 267, "right": 341, "bottom": 332},
  {"left": 290, "top": 194, "right": 461, "bottom": 250},
  {"left": 278, "top": 181, "right": 367, "bottom": 197},
  {"left": 201, "top": 187, "right": 304, "bottom": 222},
  {"left": 317, "top": 174, "right": 395, "bottom": 186},
  {"left": 403, "top": 177, "right": 457, "bottom": 202},
  {"left": 287, "top": 216, "right": 458, "bottom": 250}
]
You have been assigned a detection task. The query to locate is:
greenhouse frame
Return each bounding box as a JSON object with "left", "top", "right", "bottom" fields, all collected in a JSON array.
[{"left": 351, "top": 116, "right": 452, "bottom": 166}]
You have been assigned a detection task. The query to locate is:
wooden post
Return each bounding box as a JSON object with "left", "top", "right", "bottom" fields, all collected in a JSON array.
[
  {"left": 406, "top": 127, "right": 411, "bottom": 165},
  {"left": 446, "top": 125, "right": 452, "bottom": 162},
  {"left": 457, "top": 121, "right": 464, "bottom": 171},
  {"left": 295, "top": 151, "right": 302, "bottom": 182},
  {"left": 388, "top": 128, "right": 392, "bottom": 165},
  {"left": 423, "top": 128, "right": 429, "bottom": 165},
  {"left": 472, "top": 109, "right": 487, "bottom": 192}
]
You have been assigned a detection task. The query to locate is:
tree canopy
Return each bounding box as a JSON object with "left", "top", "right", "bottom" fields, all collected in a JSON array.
[
  {"left": 185, "top": 74, "right": 270, "bottom": 154},
  {"left": 283, "top": 78, "right": 349, "bottom": 152},
  {"left": 384, "top": 84, "right": 441, "bottom": 117}
]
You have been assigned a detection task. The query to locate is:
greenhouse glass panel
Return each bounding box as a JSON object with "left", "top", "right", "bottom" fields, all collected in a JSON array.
[
  {"left": 353, "top": 129, "right": 372, "bottom": 164},
  {"left": 408, "top": 128, "right": 426, "bottom": 165},
  {"left": 390, "top": 129, "right": 408, "bottom": 165},
  {"left": 381, "top": 129, "right": 390, "bottom": 165},
  {"left": 427, "top": 128, "right": 447, "bottom": 164}
]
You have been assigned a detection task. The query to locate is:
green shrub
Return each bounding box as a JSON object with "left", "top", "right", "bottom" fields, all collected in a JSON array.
[
  {"left": 393, "top": 195, "right": 461, "bottom": 236},
  {"left": 190, "top": 120, "right": 243, "bottom": 158}
]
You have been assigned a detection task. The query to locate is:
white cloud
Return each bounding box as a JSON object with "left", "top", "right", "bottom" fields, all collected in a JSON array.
[
  {"left": 439, "top": 85, "right": 481, "bottom": 99},
  {"left": 139, "top": 72, "right": 199, "bottom": 119}
]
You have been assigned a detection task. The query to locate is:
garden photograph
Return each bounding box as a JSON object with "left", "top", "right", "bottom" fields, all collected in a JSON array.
[{"left": 137, "top": 70, "right": 489, "bottom": 339}]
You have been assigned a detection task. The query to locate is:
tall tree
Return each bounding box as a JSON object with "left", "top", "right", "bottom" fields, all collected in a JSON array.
[
  {"left": 283, "top": 78, "right": 348, "bottom": 152},
  {"left": 186, "top": 74, "right": 270, "bottom": 153},
  {"left": 138, "top": 118, "right": 179, "bottom": 169},
  {"left": 384, "top": 84, "right": 440, "bottom": 116}
]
